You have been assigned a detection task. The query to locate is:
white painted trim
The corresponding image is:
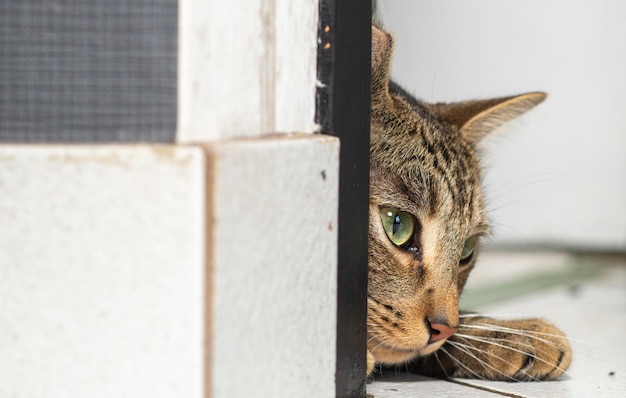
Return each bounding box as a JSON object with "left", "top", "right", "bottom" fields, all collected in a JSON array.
[{"left": 178, "top": 0, "right": 319, "bottom": 142}]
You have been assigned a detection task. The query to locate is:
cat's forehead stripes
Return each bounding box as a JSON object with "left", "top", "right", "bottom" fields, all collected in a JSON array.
[
  {"left": 371, "top": 98, "right": 485, "bottom": 235},
  {"left": 369, "top": 167, "right": 429, "bottom": 216},
  {"left": 390, "top": 85, "right": 480, "bottom": 216},
  {"left": 418, "top": 124, "right": 478, "bottom": 214}
]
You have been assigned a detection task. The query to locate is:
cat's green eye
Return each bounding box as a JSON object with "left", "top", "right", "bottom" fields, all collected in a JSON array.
[
  {"left": 460, "top": 235, "right": 477, "bottom": 264},
  {"left": 381, "top": 207, "right": 415, "bottom": 248}
]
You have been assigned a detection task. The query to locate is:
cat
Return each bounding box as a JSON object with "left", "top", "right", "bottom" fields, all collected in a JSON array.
[{"left": 366, "top": 25, "right": 572, "bottom": 381}]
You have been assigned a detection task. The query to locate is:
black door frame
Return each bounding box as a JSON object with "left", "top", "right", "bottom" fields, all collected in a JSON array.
[{"left": 317, "top": 1, "right": 371, "bottom": 397}]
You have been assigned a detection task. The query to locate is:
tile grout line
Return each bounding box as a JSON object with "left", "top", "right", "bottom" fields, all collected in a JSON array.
[{"left": 446, "top": 378, "right": 526, "bottom": 398}]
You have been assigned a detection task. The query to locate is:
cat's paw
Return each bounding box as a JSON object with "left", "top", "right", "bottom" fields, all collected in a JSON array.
[{"left": 411, "top": 316, "right": 571, "bottom": 381}]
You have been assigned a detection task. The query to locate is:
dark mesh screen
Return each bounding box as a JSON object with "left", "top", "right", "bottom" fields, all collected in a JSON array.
[{"left": 0, "top": 1, "right": 177, "bottom": 142}]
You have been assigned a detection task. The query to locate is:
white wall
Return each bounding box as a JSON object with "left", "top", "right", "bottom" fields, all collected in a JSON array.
[
  {"left": 0, "top": 140, "right": 339, "bottom": 398},
  {"left": 380, "top": 0, "right": 626, "bottom": 251},
  {"left": 1, "top": 1, "right": 340, "bottom": 397},
  {"left": 0, "top": 146, "right": 207, "bottom": 398}
]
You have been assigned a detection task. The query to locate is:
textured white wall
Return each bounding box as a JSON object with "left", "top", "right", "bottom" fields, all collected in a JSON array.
[
  {"left": 380, "top": 0, "right": 626, "bottom": 251},
  {"left": 0, "top": 137, "right": 339, "bottom": 398},
  {"left": 208, "top": 135, "right": 338, "bottom": 397},
  {"left": 0, "top": 146, "right": 207, "bottom": 398}
]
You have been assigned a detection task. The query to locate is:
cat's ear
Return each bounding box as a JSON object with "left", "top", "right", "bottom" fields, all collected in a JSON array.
[
  {"left": 429, "top": 92, "right": 547, "bottom": 144},
  {"left": 371, "top": 26, "right": 394, "bottom": 103}
]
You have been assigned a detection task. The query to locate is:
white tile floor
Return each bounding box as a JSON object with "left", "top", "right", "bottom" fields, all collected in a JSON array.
[{"left": 368, "top": 251, "right": 626, "bottom": 398}]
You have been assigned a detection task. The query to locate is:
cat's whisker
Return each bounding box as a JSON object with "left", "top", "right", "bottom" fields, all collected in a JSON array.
[
  {"left": 485, "top": 221, "right": 531, "bottom": 244},
  {"left": 454, "top": 333, "right": 567, "bottom": 373},
  {"left": 439, "top": 346, "right": 487, "bottom": 381},
  {"left": 459, "top": 323, "right": 561, "bottom": 345},
  {"left": 367, "top": 336, "right": 380, "bottom": 344},
  {"left": 455, "top": 332, "right": 546, "bottom": 355},
  {"left": 488, "top": 173, "right": 564, "bottom": 197},
  {"left": 446, "top": 339, "right": 535, "bottom": 382},
  {"left": 428, "top": 64, "right": 442, "bottom": 107},
  {"left": 456, "top": 334, "right": 558, "bottom": 358},
  {"left": 455, "top": 334, "right": 547, "bottom": 357},
  {"left": 452, "top": 335, "right": 549, "bottom": 381},
  {"left": 371, "top": 339, "right": 392, "bottom": 354},
  {"left": 433, "top": 351, "right": 449, "bottom": 379},
  {"left": 458, "top": 313, "right": 481, "bottom": 318},
  {"left": 456, "top": 330, "right": 606, "bottom": 370},
  {"left": 558, "top": 347, "right": 609, "bottom": 364},
  {"left": 460, "top": 322, "right": 599, "bottom": 347},
  {"left": 451, "top": 337, "right": 558, "bottom": 382}
]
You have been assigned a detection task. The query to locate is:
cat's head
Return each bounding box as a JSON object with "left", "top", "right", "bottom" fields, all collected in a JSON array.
[{"left": 368, "top": 26, "right": 546, "bottom": 366}]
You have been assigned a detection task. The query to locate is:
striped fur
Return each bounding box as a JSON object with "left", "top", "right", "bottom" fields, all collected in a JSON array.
[{"left": 366, "top": 26, "right": 571, "bottom": 381}]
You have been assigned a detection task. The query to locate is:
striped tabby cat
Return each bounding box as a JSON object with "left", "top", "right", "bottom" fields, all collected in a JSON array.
[{"left": 367, "top": 26, "right": 571, "bottom": 381}]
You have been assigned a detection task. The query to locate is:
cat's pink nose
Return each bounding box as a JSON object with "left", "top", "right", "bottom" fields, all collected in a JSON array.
[{"left": 428, "top": 322, "right": 457, "bottom": 344}]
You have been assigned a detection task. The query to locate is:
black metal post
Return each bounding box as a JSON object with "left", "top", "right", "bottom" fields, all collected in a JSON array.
[{"left": 317, "top": 1, "right": 371, "bottom": 397}]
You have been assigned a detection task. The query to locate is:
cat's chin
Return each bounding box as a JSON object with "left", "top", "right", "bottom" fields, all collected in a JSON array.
[
  {"left": 416, "top": 340, "right": 446, "bottom": 356},
  {"left": 370, "top": 339, "right": 447, "bottom": 365}
]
